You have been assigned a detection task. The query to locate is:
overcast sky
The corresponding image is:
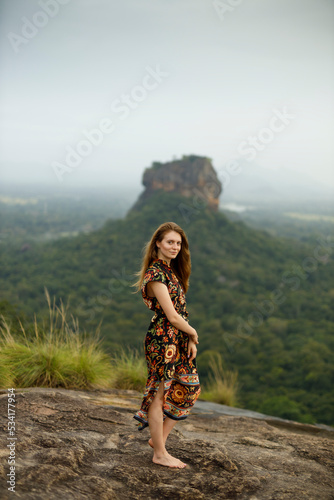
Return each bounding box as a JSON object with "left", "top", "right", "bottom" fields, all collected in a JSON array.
[{"left": 0, "top": 0, "right": 333, "bottom": 192}]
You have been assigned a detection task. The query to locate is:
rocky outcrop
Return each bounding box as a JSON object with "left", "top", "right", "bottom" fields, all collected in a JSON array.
[
  {"left": 0, "top": 388, "right": 333, "bottom": 499},
  {"left": 131, "top": 155, "right": 222, "bottom": 211}
]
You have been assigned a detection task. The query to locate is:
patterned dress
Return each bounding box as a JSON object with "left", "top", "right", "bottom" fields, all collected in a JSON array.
[{"left": 134, "top": 258, "right": 201, "bottom": 430}]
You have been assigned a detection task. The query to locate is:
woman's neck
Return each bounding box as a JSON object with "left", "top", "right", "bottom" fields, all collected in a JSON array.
[{"left": 157, "top": 252, "right": 170, "bottom": 266}]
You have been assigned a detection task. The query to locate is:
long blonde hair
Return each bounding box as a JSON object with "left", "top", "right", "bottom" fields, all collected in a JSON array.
[{"left": 134, "top": 222, "right": 191, "bottom": 293}]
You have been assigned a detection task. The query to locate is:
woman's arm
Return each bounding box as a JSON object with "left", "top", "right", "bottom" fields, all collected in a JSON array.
[{"left": 147, "top": 281, "right": 199, "bottom": 345}]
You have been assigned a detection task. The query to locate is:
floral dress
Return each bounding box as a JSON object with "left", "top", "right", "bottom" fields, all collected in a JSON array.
[{"left": 134, "top": 258, "right": 201, "bottom": 430}]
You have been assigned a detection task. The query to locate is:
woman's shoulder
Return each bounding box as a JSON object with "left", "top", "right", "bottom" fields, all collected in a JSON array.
[
  {"left": 142, "top": 260, "right": 168, "bottom": 282},
  {"left": 145, "top": 260, "right": 162, "bottom": 274},
  {"left": 146, "top": 259, "right": 167, "bottom": 273}
]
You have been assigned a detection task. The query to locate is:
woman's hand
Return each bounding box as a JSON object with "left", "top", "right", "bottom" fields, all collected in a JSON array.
[
  {"left": 187, "top": 328, "right": 199, "bottom": 345},
  {"left": 187, "top": 339, "right": 198, "bottom": 362}
]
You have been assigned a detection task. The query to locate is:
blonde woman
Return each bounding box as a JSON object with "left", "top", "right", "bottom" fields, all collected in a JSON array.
[{"left": 134, "top": 222, "right": 201, "bottom": 468}]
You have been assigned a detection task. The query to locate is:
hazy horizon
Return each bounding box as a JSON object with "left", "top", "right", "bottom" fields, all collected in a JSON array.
[{"left": 0, "top": 0, "right": 333, "bottom": 192}]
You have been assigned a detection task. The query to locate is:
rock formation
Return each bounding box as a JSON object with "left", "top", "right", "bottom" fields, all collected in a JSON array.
[
  {"left": 1, "top": 387, "right": 333, "bottom": 499},
  {"left": 131, "top": 155, "right": 222, "bottom": 211}
]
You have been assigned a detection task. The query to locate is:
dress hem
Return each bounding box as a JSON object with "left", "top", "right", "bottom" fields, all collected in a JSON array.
[{"left": 133, "top": 410, "right": 188, "bottom": 431}]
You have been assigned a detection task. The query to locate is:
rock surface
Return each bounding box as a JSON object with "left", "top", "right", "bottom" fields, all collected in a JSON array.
[
  {"left": 0, "top": 387, "right": 333, "bottom": 499},
  {"left": 131, "top": 155, "right": 222, "bottom": 211}
]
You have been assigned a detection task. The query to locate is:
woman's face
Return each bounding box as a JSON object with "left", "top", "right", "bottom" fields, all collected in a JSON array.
[{"left": 157, "top": 230, "right": 182, "bottom": 261}]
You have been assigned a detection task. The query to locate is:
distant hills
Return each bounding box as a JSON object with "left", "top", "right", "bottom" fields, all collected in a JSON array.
[{"left": 220, "top": 160, "right": 334, "bottom": 205}]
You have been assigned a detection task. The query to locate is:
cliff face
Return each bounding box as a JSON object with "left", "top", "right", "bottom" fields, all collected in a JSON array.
[
  {"left": 1, "top": 387, "right": 333, "bottom": 500},
  {"left": 131, "top": 155, "right": 222, "bottom": 211}
]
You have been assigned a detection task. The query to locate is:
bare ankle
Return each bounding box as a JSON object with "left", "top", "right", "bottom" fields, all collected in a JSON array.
[{"left": 153, "top": 449, "right": 168, "bottom": 458}]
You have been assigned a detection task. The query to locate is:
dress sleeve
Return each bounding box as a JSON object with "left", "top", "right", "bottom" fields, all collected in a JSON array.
[{"left": 141, "top": 267, "right": 168, "bottom": 310}]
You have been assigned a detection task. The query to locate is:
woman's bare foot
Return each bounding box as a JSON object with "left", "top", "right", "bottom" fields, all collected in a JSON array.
[{"left": 152, "top": 452, "right": 187, "bottom": 468}]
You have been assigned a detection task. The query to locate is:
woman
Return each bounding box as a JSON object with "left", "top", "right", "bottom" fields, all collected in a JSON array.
[{"left": 134, "top": 221, "right": 201, "bottom": 469}]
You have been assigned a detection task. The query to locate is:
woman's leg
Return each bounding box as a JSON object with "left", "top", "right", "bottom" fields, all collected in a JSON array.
[
  {"left": 148, "top": 380, "right": 187, "bottom": 468},
  {"left": 147, "top": 381, "right": 165, "bottom": 456},
  {"left": 148, "top": 416, "right": 178, "bottom": 448}
]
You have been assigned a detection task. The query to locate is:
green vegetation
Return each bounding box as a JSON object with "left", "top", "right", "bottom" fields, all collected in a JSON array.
[
  {"left": 181, "top": 154, "right": 211, "bottom": 163},
  {"left": 0, "top": 188, "right": 134, "bottom": 245},
  {"left": 199, "top": 352, "right": 239, "bottom": 407},
  {"left": 232, "top": 203, "right": 334, "bottom": 242},
  {"left": 150, "top": 161, "right": 163, "bottom": 169},
  {"left": 285, "top": 212, "right": 334, "bottom": 222},
  {"left": 0, "top": 190, "right": 333, "bottom": 426},
  {"left": 0, "top": 291, "right": 149, "bottom": 392},
  {"left": 0, "top": 289, "right": 113, "bottom": 390},
  {"left": 110, "top": 348, "right": 147, "bottom": 392}
]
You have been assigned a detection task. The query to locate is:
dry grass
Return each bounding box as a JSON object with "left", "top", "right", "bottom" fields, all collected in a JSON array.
[
  {"left": 200, "top": 353, "right": 239, "bottom": 407},
  {"left": 110, "top": 348, "right": 147, "bottom": 392},
  {"left": 0, "top": 288, "right": 113, "bottom": 390}
]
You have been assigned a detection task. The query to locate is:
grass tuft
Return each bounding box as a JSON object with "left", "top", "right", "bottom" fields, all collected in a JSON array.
[
  {"left": 200, "top": 353, "right": 239, "bottom": 407},
  {"left": 110, "top": 348, "right": 147, "bottom": 392},
  {"left": 0, "top": 288, "right": 113, "bottom": 390}
]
